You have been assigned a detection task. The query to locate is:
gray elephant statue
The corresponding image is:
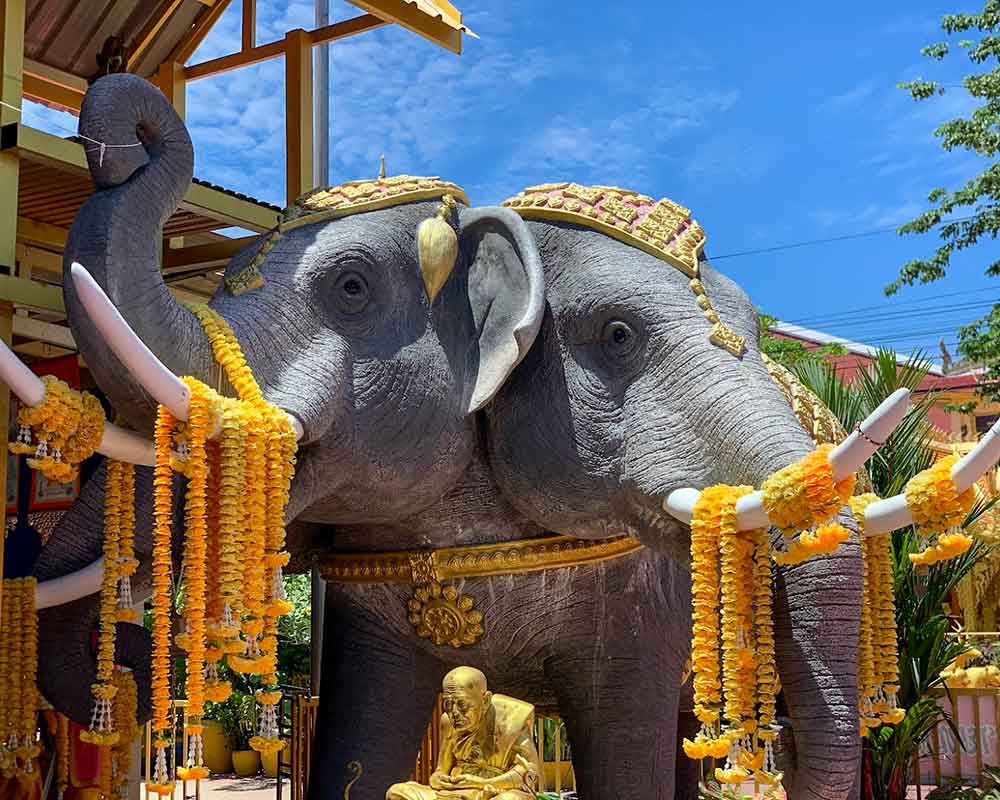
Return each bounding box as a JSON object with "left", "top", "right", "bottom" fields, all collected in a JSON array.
[{"left": 29, "top": 75, "right": 864, "bottom": 800}]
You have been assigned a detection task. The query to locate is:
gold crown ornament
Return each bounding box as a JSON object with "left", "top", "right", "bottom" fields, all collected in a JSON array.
[
  {"left": 226, "top": 162, "right": 469, "bottom": 298},
  {"left": 502, "top": 183, "right": 746, "bottom": 357}
]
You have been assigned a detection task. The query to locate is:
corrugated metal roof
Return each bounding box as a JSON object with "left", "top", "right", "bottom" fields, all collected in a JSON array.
[{"left": 24, "top": 0, "right": 211, "bottom": 81}]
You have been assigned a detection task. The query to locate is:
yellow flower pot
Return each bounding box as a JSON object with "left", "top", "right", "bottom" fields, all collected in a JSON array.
[
  {"left": 232, "top": 749, "right": 260, "bottom": 777},
  {"left": 202, "top": 719, "right": 232, "bottom": 774},
  {"left": 262, "top": 742, "right": 288, "bottom": 778}
]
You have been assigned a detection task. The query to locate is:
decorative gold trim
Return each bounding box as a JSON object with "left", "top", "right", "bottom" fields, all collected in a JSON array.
[
  {"left": 225, "top": 175, "right": 470, "bottom": 296},
  {"left": 408, "top": 582, "right": 484, "bottom": 647},
  {"left": 318, "top": 534, "right": 644, "bottom": 584},
  {"left": 502, "top": 184, "right": 703, "bottom": 277}
]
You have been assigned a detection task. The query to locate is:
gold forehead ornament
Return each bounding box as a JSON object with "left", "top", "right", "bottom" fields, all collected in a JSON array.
[
  {"left": 225, "top": 169, "right": 469, "bottom": 298},
  {"left": 501, "top": 183, "right": 746, "bottom": 357}
]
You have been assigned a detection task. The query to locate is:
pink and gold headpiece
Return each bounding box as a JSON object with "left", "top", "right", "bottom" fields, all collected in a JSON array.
[{"left": 502, "top": 183, "right": 746, "bottom": 356}]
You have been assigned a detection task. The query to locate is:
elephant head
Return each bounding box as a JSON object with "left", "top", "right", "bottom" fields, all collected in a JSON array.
[
  {"left": 35, "top": 73, "right": 545, "bottom": 723},
  {"left": 483, "top": 185, "right": 862, "bottom": 800}
]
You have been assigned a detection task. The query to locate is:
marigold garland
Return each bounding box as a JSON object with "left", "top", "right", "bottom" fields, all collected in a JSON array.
[
  {"left": 682, "top": 485, "right": 780, "bottom": 790},
  {"left": 81, "top": 462, "right": 124, "bottom": 747},
  {"left": 762, "top": 444, "right": 855, "bottom": 564},
  {"left": 9, "top": 376, "right": 105, "bottom": 483},
  {"left": 906, "top": 455, "right": 975, "bottom": 566},
  {"left": 149, "top": 407, "right": 178, "bottom": 796},
  {"left": 116, "top": 462, "right": 139, "bottom": 623},
  {"left": 56, "top": 714, "right": 69, "bottom": 800},
  {"left": 0, "top": 579, "right": 40, "bottom": 778}
]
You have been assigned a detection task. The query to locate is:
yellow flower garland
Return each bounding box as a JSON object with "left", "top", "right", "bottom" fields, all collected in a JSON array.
[
  {"left": 0, "top": 579, "right": 41, "bottom": 777},
  {"left": 0, "top": 582, "right": 11, "bottom": 777},
  {"left": 56, "top": 714, "right": 69, "bottom": 800},
  {"left": 81, "top": 462, "right": 123, "bottom": 747},
  {"left": 906, "top": 455, "right": 975, "bottom": 566},
  {"left": 116, "top": 462, "right": 139, "bottom": 623},
  {"left": 9, "top": 376, "right": 105, "bottom": 484},
  {"left": 149, "top": 406, "right": 178, "bottom": 796},
  {"left": 111, "top": 672, "right": 138, "bottom": 799},
  {"left": 762, "top": 444, "right": 855, "bottom": 564}
]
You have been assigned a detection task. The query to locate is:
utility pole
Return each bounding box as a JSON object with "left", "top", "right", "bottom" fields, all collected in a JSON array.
[{"left": 311, "top": 0, "right": 330, "bottom": 697}]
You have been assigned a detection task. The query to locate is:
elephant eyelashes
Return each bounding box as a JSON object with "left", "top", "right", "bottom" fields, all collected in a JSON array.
[
  {"left": 600, "top": 319, "right": 643, "bottom": 361},
  {"left": 332, "top": 270, "right": 371, "bottom": 314}
]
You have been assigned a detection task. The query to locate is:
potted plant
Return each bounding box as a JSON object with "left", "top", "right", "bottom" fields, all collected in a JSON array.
[{"left": 214, "top": 692, "right": 259, "bottom": 777}]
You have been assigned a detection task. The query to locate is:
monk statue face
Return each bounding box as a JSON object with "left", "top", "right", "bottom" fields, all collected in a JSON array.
[{"left": 442, "top": 666, "right": 492, "bottom": 734}]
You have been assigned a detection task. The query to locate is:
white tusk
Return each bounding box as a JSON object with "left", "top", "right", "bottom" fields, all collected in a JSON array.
[
  {"left": 34, "top": 558, "right": 104, "bottom": 609},
  {"left": 0, "top": 335, "right": 156, "bottom": 466},
  {"left": 864, "top": 416, "right": 1000, "bottom": 536},
  {"left": 663, "top": 388, "right": 913, "bottom": 530},
  {"left": 70, "top": 262, "right": 304, "bottom": 441}
]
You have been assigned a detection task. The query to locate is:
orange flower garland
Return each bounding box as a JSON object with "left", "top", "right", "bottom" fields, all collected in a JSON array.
[
  {"left": 81, "top": 462, "right": 123, "bottom": 747},
  {"left": 116, "top": 462, "right": 139, "bottom": 623},
  {"left": 0, "top": 582, "right": 11, "bottom": 777},
  {"left": 56, "top": 714, "right": 69, "bottom": 800},
  {"left": 0, "top": 579, "right": 39, "bottom": 777},
  {"left": 906, "top": 455, "right": 975, "bottom": 566},
  {"left": 149, "top": 406, "right": 178, "bottom": 797},
  {"left": 9, "top": 376, "right": 105, "bottom": 483},
  {"left": 761, "top": 444, "right": 855, "bottom": 565}
]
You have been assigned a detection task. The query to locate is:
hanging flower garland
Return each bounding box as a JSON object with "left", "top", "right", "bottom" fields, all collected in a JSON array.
[
  {"left": 752, "top": 526, "right": 781, "bottom": 788},
  {"left": 148, "top": 406, "right": 178, "bottom": 797},
  {"left": 761, "top": 444, "right": 855, "bottom": 565},
  {"left": 110, "top": 670, "right": 138, "bottom": 799},
  {"left": 0, "top": 578, "right": 41, "bottom": 778},
  {"left": 906, "top": 455, "right": 975, "bottom": 566},
  {"left": 56, "top": 715, "right": 70, "bottom": 800},
  {"left": 8, "top": 376, "right": 105, "bottom": 483},
  {"left": 81, "top": 461, "right": 124, "bottom": 747},
  {"left": 116, "top": 461, "right": 139, "bottom": 623}
]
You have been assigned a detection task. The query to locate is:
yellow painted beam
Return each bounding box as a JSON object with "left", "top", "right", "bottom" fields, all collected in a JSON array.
[
  {"left": 154, "top": 61, "right": 186, "bottom": 120},
  {"left": 12, "top": 314, "right": 74, "bottom": 349},
  {"left": 243, "top": 0, "right": 256, "bottom": 50},
  {"left": 184, "top": 15, "right": 385, "bottom": 82},
  {"left": 284, "top": 28, "right": 314, "bottom": 206},
  {"left": 15, "top": 124, "right": 89, "bottom": 174},
  {"left": 180, "top": 182, "right": 278, "bottom": 232},
  {"left": 0, "top": 276, "right": 64, "bottom": 312},
  {"left": 346, "top": 0, "right": 461, "bottom": 54},
  {"left": 22, "top": 59, "right": 86, "bottom": 114},
  {"left": 163, "top": 235, "right": 256, "bottom": 270},
  {"left": 17, "top": 217, "right": 67, "bottom": 249}
]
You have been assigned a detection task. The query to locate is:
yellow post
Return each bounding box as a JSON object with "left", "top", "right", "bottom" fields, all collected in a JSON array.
[
  {"left": 0, "top": 0, "right": 24, "bottom": 603},
  {"left": 155, "top": 60, "right": 186, "bottom": 119},
  {"left": 284, "top": 27, "right": 313, "bottom": 206}
]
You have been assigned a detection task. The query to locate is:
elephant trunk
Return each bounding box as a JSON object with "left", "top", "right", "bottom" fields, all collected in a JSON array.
[
  {"left": 698, "top": 367, "right": 862, "bottom": 800},
  {"left": 63, "top": 73, "right": 211, "bottom": 432}
]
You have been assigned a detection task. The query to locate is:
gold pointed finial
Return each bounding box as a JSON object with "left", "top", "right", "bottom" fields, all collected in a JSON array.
[{"left": 378, "top": 154, "right": 386, "bottom": 180}]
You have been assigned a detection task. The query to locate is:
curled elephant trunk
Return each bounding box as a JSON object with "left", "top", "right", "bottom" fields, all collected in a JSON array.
[
  {"left": 697, "top": 364, "right": 862, "bottom": 800},
  {"left": 63, "top": 73, "right": 212, "bottom": 432}
]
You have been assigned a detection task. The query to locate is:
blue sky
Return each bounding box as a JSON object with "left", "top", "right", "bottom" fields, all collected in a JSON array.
[{"left": 24, "top": 0, "right": 1000, "bottom": 364}]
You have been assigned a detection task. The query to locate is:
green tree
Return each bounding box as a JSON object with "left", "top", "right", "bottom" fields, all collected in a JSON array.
[
  {"left": 758, "top": 313, "right": 847, "bottom": 368},
  {"left": 890, "top": 0, "right": 1000, "bottom": 398}
]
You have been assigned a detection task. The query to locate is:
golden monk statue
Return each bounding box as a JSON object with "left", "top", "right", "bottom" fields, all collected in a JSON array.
[{"left": 386, "top": 667, "right": 542, "bottom": 800}]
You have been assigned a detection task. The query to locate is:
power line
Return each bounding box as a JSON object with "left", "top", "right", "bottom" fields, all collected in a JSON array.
[
  {"left": 788, "top": 300, "right": 998, "bottom": 331},
  {"left": 785, "top": 291, "right": 997, "bottom": 326},
  {"left": 711, "top": 215, "right": 978, "bottom": 261}
]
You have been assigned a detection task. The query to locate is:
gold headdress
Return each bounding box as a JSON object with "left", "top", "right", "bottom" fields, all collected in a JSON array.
[
  {"left": 225, "top": 170, "right": 469, "bottom": 297},
  {"left": 501, "top": 183, "right": 746, "bottom": 356}
]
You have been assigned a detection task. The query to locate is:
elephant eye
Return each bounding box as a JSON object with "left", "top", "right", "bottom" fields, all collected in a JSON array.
[
  {"left": 601, "top": 320, "right": 640, "bottom": 358},
  {"left": 333, "top": 271, "right": 370, "bottom": 313}
]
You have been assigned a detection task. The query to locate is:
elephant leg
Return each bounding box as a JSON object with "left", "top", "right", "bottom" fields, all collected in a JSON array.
[
  {"left": 545, "top": 642, "right": 683, "bottom": 800},
  {"left": 674, "top": 677, "right": 702, "bottom": 800},
  {"left": 307, "top": 587, "right": 441, "bottom": 800}
]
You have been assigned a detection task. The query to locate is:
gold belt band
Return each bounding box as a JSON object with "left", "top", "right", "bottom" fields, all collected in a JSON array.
[{"left": 319, "top": 534, "right": 644, "bottom": 585}]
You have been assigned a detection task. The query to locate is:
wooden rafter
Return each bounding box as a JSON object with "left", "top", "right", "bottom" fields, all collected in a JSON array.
[
  {"left": 166, "top": 0, "right": 233, "bottom": 67},
  {"left": 347, "top": 0, "right": 462, "bottom": 54},
  {"left": 127, "top": 0, "right": 184, "bottom": 71},
  {"left": 242, "top": 0, "right": 255, "bottom": 51}
]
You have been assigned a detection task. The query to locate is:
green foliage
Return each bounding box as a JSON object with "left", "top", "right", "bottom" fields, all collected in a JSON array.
[
  {"left": 208, "top": 690, "right": 256, "bottom": 751},
  {"left": 793, "top": 350, "right": 992, "bottom": 800},
  {"left": 889, "top": 1, "right": 1000, "bottom": 401},
  {"left": 758, "top": 313, "right": 847, "bottom": 368}
]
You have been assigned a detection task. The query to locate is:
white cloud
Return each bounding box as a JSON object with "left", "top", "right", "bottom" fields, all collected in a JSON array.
[{"left": 819, "top": 81, "right": 876, "bottom": 112}]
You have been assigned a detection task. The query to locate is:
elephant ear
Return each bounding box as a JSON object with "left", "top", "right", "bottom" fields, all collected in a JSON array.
[{"left": 458, "top": 206, "right": 545, "bottom": 413}]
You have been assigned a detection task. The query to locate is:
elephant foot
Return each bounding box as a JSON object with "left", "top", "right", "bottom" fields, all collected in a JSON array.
[{"left": 307, "top": 591, "right": 442, "bottom": 800}]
